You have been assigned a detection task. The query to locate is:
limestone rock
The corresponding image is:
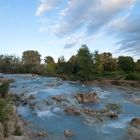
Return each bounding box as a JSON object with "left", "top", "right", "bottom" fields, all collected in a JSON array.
[
  {"left": 64, "top": 107, "right": 81, "bottom": 116},
  {"left": 75, "top": 92, "right": 100, "bottom": 104},
  {"left": 64, "top": 129, "right": 74, "bottom": 137}
]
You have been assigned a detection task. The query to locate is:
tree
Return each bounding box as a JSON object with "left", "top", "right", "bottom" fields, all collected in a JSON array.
[
  {"left": 135, "top": 59, "right": 140, "bottom": 72},
  {"left": 76, "top": 44, "right": 93, "bottom": 81},
  {"left": 44, "top": 56, "right": 56, "bottom": 75},
  {"left": 22, "top": 50, "right": 41, "bottom": 73},
  {"left": 100, "top": 52, "right": 117, "bottom": 71},
  {"left": 22, "top": 50, "right": 41, "bottom": 66},
  {"left": 118, "top": 56, "right": 135, "bottom": 72},
  {"left": 93, "top": 51, "right": 104, "bottom": 73},
  {"left": 56, "top": 56, "right": 73, "bottom": 75}
]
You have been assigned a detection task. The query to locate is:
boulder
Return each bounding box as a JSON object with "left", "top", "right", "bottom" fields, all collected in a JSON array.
[
  {"left": 128, "top": 127, "right": 140, "bottom": 140},
  {"left": 35, "top": 131, "right": 48, "bottom": 137},
  {"left": 130, "top": 118, "right": 140, "bottom": 128},
  {"left": 64, "top": 129, "right": 74, "bottom": 137},
  {"left": 64, "top": 107, "right": 81, "bottom": 116},
  {"left": 52, "top": 96, "right": 62, "bottom": 102},
  {"left": 75, "top": 93, "right": 100, "bottom": 104},
  {"left": 106, "top": 111, "right": 118, "bottom": 119}
]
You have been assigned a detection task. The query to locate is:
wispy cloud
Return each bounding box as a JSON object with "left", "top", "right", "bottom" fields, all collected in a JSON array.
[
  {"left": 36, "top": 0, "right": 61, "bottom": 16},
  {"left": 36, "top": 0, "right": 140, "bottom": 56}
]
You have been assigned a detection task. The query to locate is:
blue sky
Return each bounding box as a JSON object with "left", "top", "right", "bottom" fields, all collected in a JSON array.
[{"left": 0, "top": 0, "right": 140, "bottom": 61}]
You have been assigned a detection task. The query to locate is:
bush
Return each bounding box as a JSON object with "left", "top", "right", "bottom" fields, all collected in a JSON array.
[
  {"left": 125, "top": 73, "right": 140, "bottom": 81},
  {"left": 0, "top": 82, "right": 9, "bottom": 98},
  {"left": 0, "top": 98, "right": 12, "bottom": 122}
]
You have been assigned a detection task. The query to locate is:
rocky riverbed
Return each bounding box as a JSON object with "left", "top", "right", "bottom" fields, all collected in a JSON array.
[{"left": 0, "top": 74, "right": 140, "bottom": 140}]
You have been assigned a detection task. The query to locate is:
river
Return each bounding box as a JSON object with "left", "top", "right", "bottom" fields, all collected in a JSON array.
[{"left": 1, "top": 74, "right": 140, "bottom": 140}]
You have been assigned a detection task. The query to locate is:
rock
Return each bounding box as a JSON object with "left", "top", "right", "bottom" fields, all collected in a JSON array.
[
  {"left": 35, "top": 131, "right": 48, "bottom": 137},
  {"left": 64, "top": 129, "right": 74, "bottom": 137},
  {"left": 29, "top": 102, "right": 36, "bottom": 110},
  {"left": 81, "top": 108, "right": 96, "bottom": 116},
  {"left": 128, "top": 127, "right": 140, "bottom": 140},
  {"left": 106, "top": 111, "right": 118, "bottom": 119},
  {"left": 0, "top": 123, "right": 4, "bottom": 140},
  {"left": 0, "top": 78, "right": 14, "bottom": 83},
  {"left": 75, "top": 92, "right": 100, "bottom": 104},
  {"left": 29, "top": 95, "right": 36, "bottom": 100},
  {"left": 44, "top": 100, "right": 49, "bottom": 105},
  {"left": 106, "top": 103, "right": 122, "bottom": 114},
  {"left": 52, "top": 96, "right": 62, "bottom": 102},
  {"left": 6, "top": 135, "right": 29, "bottom": 140},
  {"left": 64, "top": 107, "right": 81, "bottom": 116},
  {"left": 130, "top": 118, "right": 140, "bottom": 128},
  {"left": 133, "top": 98, "right": 140, "bottom": 105}
]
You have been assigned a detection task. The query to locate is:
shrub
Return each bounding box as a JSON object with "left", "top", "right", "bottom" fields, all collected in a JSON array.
[
  {"left": 125, "top": 73, "right": 140, "bottom": 81},
  {"left": 0, "top": 98, "right": 12, "bottom": 122},
  {"left": 0, "top": 82, "right": 9, "bottom": 98}
]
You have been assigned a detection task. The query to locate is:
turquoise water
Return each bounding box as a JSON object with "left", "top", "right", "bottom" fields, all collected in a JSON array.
[{"left": 1, "top": 74, "right": 140, "bottom": 140}]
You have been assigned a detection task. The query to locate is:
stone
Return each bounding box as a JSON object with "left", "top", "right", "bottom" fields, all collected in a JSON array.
[
  {"left": 52, "top": 96, "right": 62, "bottom": 102},
  {"left": 128, "top": 127, "right": 140, "bottom": 140},
  {"left": 130, "top": 118, "right": 140, "bottom": 127},
  {"left": 75, "top": 92, "right": 100, "bottom": 104},
  {"left": 64, "top": 129, "right": 74, "bottom": 137},
  {"left": 29, "top": 95, "right": 36, "bottom": 100},
  {"left": 106, "top": 111, "right": 118, "bottom": 119},
  {"left": 35, "top": 131, "right": 48, "bottom": 137},
  {"left": 64, "top": 107, "right": 81, "bottom": 116}
]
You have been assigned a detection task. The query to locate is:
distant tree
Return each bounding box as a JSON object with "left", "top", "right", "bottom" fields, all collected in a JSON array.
[
  {"left": 0, "top": 55, "right": 21, "bottom": 73},
  {"left": 76, "top": 44, "right": 93, "bottom": 81},
  {"left": 118, "top": 56, "right": 135, "bottom": 72},
  {"left": 93, "top": 51, "right": 104, "bottom": 73},
  {"left": 22, "top": 50, "right": 41, "bottom": 66},
  {"left": 56, "top": 56, "right": 73, "bottom": 75},
  {"left": 44, "top": 56, "right": 56, "bottom": 75},
  {"left": 100, "top": 52, "right": 117, "bottom": 71},
  {"left": 22, "top": 50, "right": 41, "bottom": 73},
  {"left": 68, "top": 55, "right": 78, "bottom": 74},
  {"left": 135, "top": 59, "right": 140, "bottom": 72}
]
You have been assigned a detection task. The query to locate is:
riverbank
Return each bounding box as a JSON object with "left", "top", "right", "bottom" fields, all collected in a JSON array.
[{"left": 0, "top": 79, "right": 30, "bottom": 140}]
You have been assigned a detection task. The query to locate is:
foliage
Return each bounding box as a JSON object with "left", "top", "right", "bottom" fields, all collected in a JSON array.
[
  {"left": 118, "top": 56, "right": 135, "bottom": 72},
  {"left": 44, "top": 56, "right": 56, "bottom": 75},
  {"left": 0, "top": 45, "right": 139, "bottom": 81},
  {"left": 0, "top": 98, "right": 13, "bottom": 122},
  {"left": 0, "top": 82, "right": 9, "bottom": 98},
  {"left": 22, "top": 50, "right": 41, "bottom": 65},
  {"left": 76, "top": 44, "right": 94, "bottom": 81},
  {"left": 125, "top": 72, "right": 140, "bottom": 81}
]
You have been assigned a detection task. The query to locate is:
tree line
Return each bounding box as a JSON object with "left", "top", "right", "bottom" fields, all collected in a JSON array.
[{"left": 0, "top": 45, "right": 140, "bottom": 81}]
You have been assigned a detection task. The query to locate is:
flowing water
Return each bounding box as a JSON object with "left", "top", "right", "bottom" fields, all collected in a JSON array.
[{"left": 1, "top": 74, "right": 140, "bottom": 140}]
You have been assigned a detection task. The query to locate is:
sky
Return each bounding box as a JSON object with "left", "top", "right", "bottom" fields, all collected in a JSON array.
[{"left": 0, "top": 0, "right": 140, "bottom": 61}]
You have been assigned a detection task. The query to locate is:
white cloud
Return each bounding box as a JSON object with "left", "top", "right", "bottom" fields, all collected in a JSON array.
[
  {"left": 54, "top": 0, "right": 134, "bottom": 35},
  {"left": 36, "top": 0, "right": 61, "bottom": 16},
  {"left": 36, "top": 0, "right": 140, "bottom": 56}
]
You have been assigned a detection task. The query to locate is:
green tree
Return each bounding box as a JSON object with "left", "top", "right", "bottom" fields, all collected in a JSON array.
[
  {"left": 76, "top": 44, "right": 93, "bottom": 81},
  {"left": 56, "top": 56, "right": 73, "bottom": 75},
  {"left": 100, "top": 52, "right": 117, "bottom": 71},
  {"left": 22, "top": 50, "right": 41, "bottom": 73},
  {"left": 118, "top": 56, "right": 135, "bottom": 72},
  {"left": 22, "top": 50, "right": 41, "bottom": 65},
  {"left": 93, "top": 51, "right": 104, "bottom": 73},
  {"left": 135, "top": 59, "right": 140, "bottom": 72},
  {"left": 44, "top": 56, "right": 56, "bottom": 75}
]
